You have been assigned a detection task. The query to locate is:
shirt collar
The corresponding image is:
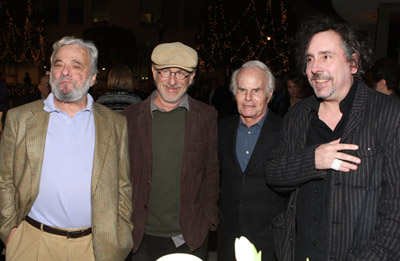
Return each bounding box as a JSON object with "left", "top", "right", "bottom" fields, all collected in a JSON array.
[
  {"left": 150, "top": 90, "right": 190, "bottom": 115},
  {"left": 43, "top": 92, "right": 94, "bottom": 113},
  {"left": 239, "top": 109, "right": 269, "bottom": 128},
  {"left": 339, "top": 80, "right": 357, "bottom": 114},
  {"left": 310, "top": 81, "right": 358, "bottom": 115}
]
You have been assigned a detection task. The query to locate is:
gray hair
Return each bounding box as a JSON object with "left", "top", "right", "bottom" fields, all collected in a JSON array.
[
  {"left": 50, "top": 36, "right": 98, "bottom": 75},
  {"left": 230, "top": 60, "right": 275, "bottom": 95}
]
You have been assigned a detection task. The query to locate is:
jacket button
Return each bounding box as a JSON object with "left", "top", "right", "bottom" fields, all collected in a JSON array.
[
  {"left": 144, "top": 204, "right": 148, "bottom": 209},
  {"left": 147, "top": 179, "right": 151, "bottom": 184}
]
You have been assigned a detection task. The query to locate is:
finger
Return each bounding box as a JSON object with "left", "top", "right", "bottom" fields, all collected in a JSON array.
[
  {"left": 338, "top": 161, "right": 359, "bottom": 172},
  {"left": 336, "top": 152, "right": 361, "bottom": 164},
  {"left": 334, "top": 143, "right": 359, "bottom": 151}
]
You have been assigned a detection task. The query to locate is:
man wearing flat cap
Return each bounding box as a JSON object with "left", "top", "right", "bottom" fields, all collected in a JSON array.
[{"left": 123, "top": 42, "right": 219, "bottom": 260}]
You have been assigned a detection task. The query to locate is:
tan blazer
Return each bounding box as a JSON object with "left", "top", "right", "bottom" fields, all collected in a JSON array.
[{"left": 0, "top": 100, "right": 133, "bottom": 261}]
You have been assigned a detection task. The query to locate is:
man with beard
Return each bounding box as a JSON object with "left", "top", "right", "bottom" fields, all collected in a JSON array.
[
  {"left": 264, "top": 15, "right": 400, "bottom": 260},
  {"left": 123, "top": 42, "right": 219, "bottom": 260},
  {"left": 0, "top": 36, "right": 133, "bottom": 261}
]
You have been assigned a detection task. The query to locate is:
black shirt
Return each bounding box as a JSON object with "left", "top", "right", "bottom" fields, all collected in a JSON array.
[{"left": 295, "top": 82, "right": 357, "bottom": 261}]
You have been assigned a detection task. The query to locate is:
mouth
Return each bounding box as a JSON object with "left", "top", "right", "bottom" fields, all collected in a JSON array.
[
  {"left": 315, "top": 79, "right": 329, "bottom": 83},
  {"left": 164, "top": 85, "right": 181, "bottom": 94}
]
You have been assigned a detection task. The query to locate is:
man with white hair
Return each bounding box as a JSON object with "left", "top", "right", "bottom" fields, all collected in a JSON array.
[
  {"left": 0, "top": 36, "right": 133, "bottom": 261},
  {"left": 218, "top": 60, "right": 288, "bottom": 260}
]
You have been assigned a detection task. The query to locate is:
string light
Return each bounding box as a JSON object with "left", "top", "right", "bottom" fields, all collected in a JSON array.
[
  {"left": 0, "top": 0, "right": 46, "bottom": 64},
  {"left": 196, "top": 0, "right": 290, "bottom": 75}
]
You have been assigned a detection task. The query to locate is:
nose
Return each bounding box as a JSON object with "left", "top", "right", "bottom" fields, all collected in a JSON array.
[
  {"left": 167, "top": 73, "right": 176, "bottom": 85},
  {"left": 61, "top": 65, "right": 71, "bottom": 76},
  {"left": 309, "top": 59, "right": 323, "bottom": 74},
  {"left": 245, "top": 91, "right": 252, "bottom": 101}
]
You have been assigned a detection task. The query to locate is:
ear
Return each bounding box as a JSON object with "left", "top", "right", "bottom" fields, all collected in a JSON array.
[
  {"left": 151, "top": 66, "right": 158, "bottom": 81},
  {"left": 376, "top": 79, "right": 386, "bottom": 91},
  {"left": 266, "top": 89, "right": 274, "bottom": 103},
  {"left": 350, "top": 53, "right": 359, "bottom": 74},
  {"left": 188, "top": 71, "right": 196, "bottom": 85},
  {"left": 90, "top": 73, "right": 97, "bottom": 86}
]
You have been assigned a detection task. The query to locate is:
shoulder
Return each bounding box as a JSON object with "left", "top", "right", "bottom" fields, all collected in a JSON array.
[
  {"left": 93, "top": 102, "right": 126, "bottom": 123},
  {"left": 188, "top": 95, "right": 217, "bottom": 118},
  {"left": 218, "top": 114, "right": 239, "bottom": 130},
  {"left": 359, "top": 82, "right": 400, "bottom": 115},
  {"left": 7, "top": 100, "right": 44, "bottom": 119},
  {"left": 265, "top": 110, "right": 283, "bottom": 129}
]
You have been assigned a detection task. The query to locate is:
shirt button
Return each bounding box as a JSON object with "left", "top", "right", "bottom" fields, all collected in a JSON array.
[
  {"left": 248, "top": 131, "right": 251, "bottom": 134},
  {"left": 240, "top": 199, "right": 244, "bottom": 204},
  {"left": 314, "top": 189, "right": 319, "bottom": 193},
  {"left": 312, "top": 217, "right": 317, "bottom": 221},
  {"left": 312, "top": 242, "right": 316, "bottom": 247},
  {"left": 246, "top": 151, "right": 249, "bottom": 154}
]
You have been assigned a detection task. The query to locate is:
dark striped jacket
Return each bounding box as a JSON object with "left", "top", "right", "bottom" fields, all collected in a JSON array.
[{"left": 265, "top": 81, "right": 400, "bottom": 260}]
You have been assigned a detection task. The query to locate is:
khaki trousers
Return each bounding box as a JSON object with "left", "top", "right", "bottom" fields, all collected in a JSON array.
[{"left": 6, "top": 220, "right": 95, "bottom": 261}]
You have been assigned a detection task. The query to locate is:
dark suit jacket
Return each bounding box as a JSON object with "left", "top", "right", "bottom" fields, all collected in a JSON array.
[
  {"left": 218, "top": 112, "right": 288, "bottom": 261},
  {"left": 123, "top": 94, "right": 220, "bottom": 252},
  {"left": 265, "top": 81, "right": 400, "bottom": 260}
]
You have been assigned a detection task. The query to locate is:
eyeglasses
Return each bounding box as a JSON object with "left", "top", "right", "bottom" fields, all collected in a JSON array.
[{"left": 157, "top": 69, "right": 190, "bottom": 80}]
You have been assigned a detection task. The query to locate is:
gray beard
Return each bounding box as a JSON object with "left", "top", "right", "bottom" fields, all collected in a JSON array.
[{"left": 50, "top": 75, "right": 91, "bottom": 102}]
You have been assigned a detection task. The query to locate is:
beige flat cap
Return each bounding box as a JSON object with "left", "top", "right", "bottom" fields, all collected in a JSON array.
[{"left": 151, "top": 42, "right": 198, "bottom": 72}]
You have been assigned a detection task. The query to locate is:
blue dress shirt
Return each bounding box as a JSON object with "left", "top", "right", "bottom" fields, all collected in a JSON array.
[{"left": 236, "top": 111, "right": 268, "bottom": 172}]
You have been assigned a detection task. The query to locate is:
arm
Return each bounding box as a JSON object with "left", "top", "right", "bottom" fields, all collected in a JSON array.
[
  {"left": 350, "top": 127, "right": 400, "bottom": 260},
  {"left": 118, "top": 117, "right": 133, "bottom": 234},
  {"left": 0, "top": 110, "right": 18, "bottom": 243},
  {"left": 264, "top": 112, "right": 322, "bottom": 192},
  {"left": 264, "top": 118, "right": 360, "bottom": 192},
  {"left": 203, "top": 112, "right": 220, "bottom": 230}
]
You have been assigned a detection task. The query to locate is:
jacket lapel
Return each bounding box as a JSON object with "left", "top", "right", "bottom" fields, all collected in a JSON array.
[
  {"left": 91, "top": 103, "right": 112, "bottom": 194},
  {"left": 181, "top": 103, "right": 197, "bottom": 180},
  {"left": 25, "top": 107, "right": 49, "bottom": 198},
  {"left": 245, "top": 112, "right": 278, "bottom": 173},
  {"left": 230, "top": 118, "right": 243, "bottom": 174},
  {"left": 137, "top": 99, "right": 153, "bottom": 174},
  {"left": 342, "top": 82, "right": 366, "bottom": 141}
]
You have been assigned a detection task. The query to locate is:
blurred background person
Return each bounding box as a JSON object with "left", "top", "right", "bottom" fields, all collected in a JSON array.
[
  {"left": 273, "top": 73, "right": 312, "bottom": 116},
  {"left": 97, "top": 64, "right": 141, "bottom": 113},
  {"left": 366, "top": 57, "right": 400, "bottom": 97},
  {"left": 23, "top": 72, "right": 32, "bottom": 86},
  {"left": 22, "top": 74, "right": 51, "bottom": 105}
]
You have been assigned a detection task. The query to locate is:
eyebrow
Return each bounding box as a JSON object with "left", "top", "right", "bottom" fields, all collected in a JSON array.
[
  {"left": 306, "top": 50, "right": 335, "bottom": 57},
  {"left": 53, "top": 59, "right": 83, "bottom": 65}
]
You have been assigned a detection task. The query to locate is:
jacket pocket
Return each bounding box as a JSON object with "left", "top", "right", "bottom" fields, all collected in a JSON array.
[
  {"left": 345, "top": 147, "right": 382, "bottom": 189},
  {"left": 271, "top": 190, "right": 297, "bottom": 261}
]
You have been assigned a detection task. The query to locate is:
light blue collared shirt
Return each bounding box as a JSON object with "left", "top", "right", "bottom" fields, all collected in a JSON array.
[{"left": 29, "top": 93, "right": 95, "bottom": 228}]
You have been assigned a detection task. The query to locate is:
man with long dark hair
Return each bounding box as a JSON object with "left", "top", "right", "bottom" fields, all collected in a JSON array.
[{"left": 265, "top": 15, "right": 400, "bottom": 260}]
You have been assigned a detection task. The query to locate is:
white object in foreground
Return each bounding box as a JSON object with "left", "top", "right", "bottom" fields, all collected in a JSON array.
[
  {"left": 156, "top": 253, "right": 203, "bottom": 261},
  {"left": 235, "top": 236, "right": 262, "bottom": 261}
]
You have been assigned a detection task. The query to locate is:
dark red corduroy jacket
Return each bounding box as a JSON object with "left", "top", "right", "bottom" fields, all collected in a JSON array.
[{"left": 123, "top": 94, "right": 220, "bottom": 252}]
